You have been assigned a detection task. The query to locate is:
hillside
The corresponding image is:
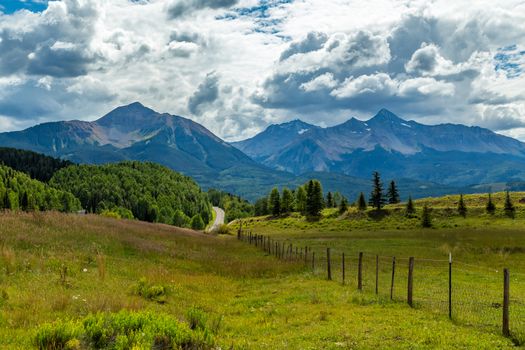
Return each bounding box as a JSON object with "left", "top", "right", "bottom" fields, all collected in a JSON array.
[
  {"left": 49, "top": 161, "right": 212, "bottom": 226},
  {"left": 0, "top": 164, "right": 80, "bottom": 212},
  {"left": 0, "top": 147, "right": 73, "bottom": 182},
  {"left": 234, "top": 109, "right": 525, "bottom": 186},
  {"left": 0, "top": 211, "right": 516, "bottom": 348}
]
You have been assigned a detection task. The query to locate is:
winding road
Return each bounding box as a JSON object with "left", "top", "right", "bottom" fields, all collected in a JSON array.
[{"left": 208, "top": 206, "right": 225, "bottom": 232}]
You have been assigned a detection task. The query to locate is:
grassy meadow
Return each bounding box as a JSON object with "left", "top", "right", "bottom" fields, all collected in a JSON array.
[
  {"left": 0, "top": 192, "right": 524, "bottom": 348},
  {"left": 231, "top": 192, "right": 525, "bottom": 347}
]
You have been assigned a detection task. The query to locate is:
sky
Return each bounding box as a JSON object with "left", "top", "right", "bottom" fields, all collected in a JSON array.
[{"left": 0, "top": 0, "right": 524, "bottom": 142}]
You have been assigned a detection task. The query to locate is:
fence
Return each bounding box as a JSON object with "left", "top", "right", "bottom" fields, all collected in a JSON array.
[{"left": 237, "top": 230, "right": 525, "bottom": 344}]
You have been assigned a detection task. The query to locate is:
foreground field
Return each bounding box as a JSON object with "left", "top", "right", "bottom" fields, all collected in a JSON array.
[
  {"left": 0, "top": 211, "right": 520, "bottom": 349},
  {"left": 234, "top": 194, "right": 525, "bottom": 347}
]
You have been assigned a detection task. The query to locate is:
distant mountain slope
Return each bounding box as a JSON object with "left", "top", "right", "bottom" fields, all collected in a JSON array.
[
  {"left": 0, "top": 103, "right": 516, "bottom": 201},
  {"left": 232, "top": 119, "right": 319, "bottom": 162},
  {"left": 0, "top": 103, "right": 298, "bottom": 200},
  {"left": 234, "top": 109, "right": 525, "bottom": 186}
]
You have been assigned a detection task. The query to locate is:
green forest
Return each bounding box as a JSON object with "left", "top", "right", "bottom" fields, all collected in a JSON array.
[
  {"left": 49, "top": 161, "right": 212, "bottom": 227},
  {"left": 0, "top": 164, "right": 80, "bottom": 212},
  {"left": 0, "top": 147, "right": 72, "bottom": 182}
]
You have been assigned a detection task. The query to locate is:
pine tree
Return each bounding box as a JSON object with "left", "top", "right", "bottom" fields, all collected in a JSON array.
[
  {"left": 308, "top": 180, "right": 324, "bottom": 217},
  {"left": 306, "top": 180, "right": 315, "bottom": 215},
  {"left": 281, "top": 188, "right": 294, "bottom": 214},
  {"left": 295, "top": 186, "right": 307, "bottom": 214},
  {"left": 369, "top": 171, "right": 386, "bottom": 210},
  {"left": 405, "top": 195, "right": 415, "bottom": 216},
  {"left": 339, "top": 196, "right": 348, "bottom": 214},
  {"left": 504, "top": 191, "right": 515, "bottom": 218},
  {"left": 457, "top": 194, "right": 467, "bottom": 218},
  {"left": 190, "top": 214, "right": 205, "bottom": 230},
  {"left": 486, "top": 193, "right": 496, "bottom": 215},
  {"left": 357, "top": 192, "right": 367, "bottom": 211},
  {"left": 387, "top": 180, "right": 400, "bottom": 204},
  {"left": 269, "top": 187, "right": 281, "bottom": 216},
  {"left": 421, "top": 205, "right": 432, "bottom": 228},
  {"left": 326, "top": 192, "right": 335, "bottom": 208}
]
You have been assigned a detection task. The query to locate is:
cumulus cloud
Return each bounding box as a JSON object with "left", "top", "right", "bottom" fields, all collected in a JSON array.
[
  {"left": 0, "top": 0, "right": 100, "bottom": 78},
  {"left": 0, "top": 0, "right": 524, "bottom": 141},
  {"left": 188, "top": 72, "right": 220, "bottom": 115},
  {"left": 167, "top": 0, "right": 239, "bottom": 18}
]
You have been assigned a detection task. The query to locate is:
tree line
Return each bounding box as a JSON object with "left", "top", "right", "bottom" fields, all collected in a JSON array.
[
  {"left": 49, "top": 161, "right": 212, "bottom": 229},
  {"left": 0, "top": 164, "right": 80, "bottom": 212},
  {"left": 0, "top": 147, "right": 72, "bottom": 182}
]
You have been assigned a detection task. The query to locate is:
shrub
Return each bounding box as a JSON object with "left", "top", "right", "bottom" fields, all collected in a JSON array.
[
  {"left": 31, "top": 310, "right": 216, "bottom": 349},
  {"left": 190, "top": 214, "right": 205, "bottom": 230},
  {"left": 34, "top": 321, "right": 81, "bottom": 350},
  {"left": 186, "top": 307, "right": 207, "bottom": 331},
  {"left": 134, "top": 278, "right": 168, "bottom": 303},
  {"left": 216, "top": 224, "right": 230, "bottom": 235}
]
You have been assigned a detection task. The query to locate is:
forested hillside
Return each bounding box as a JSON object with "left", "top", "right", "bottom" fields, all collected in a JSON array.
[
  {"left": 0, "top": 164, "right": 80, "bottom": 212},
  {"left": 0, "top": 147, "right": 72, "bottom": 182},
  {"left": 50, "top": 161, "right": 212, "bottom": 226}
]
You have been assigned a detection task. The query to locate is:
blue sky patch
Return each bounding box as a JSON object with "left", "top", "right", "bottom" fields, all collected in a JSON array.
[
  {"left": 0, "top": 0, "right": 49, "bottom": 14},
  {"left": 494, "top": 45, "right": 524, "bottom": 78}
]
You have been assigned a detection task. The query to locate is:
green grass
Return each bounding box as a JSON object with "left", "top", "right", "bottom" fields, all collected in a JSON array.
[
  {"left": 0, "top": 209, "right": 522, "bottom": 349},
  {"left": 232, "top": 192, "right": 525, "bottom": 346}
]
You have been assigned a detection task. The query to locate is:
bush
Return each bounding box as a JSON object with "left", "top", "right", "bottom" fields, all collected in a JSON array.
[
  {"left": 216, "top": 224, "right": 230, "bottom": 235},
  {"left": 35, "top": 310, "right": 214, "bottom": 350},
  {"left": 34, "top": 322, "right": 81, "bottom": 350},
  {"left": 186, "top": 307, "right": 207, "bottom": 331},
  {"left": 134, "top": 278, "right": 168, "bottom": 303},
  {"left": 190, "top": 214, "right": 205, "bottom": 230}
]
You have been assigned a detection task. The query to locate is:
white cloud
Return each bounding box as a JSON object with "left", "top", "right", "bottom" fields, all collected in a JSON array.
[{"left": 0, "top": 0, "right": 524, "bottom": 141}]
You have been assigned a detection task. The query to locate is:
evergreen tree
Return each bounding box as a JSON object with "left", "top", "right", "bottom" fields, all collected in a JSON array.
[
  {"left": 405, "top": 195, "right": 415, "bottom": 216},
  {"left": 281, "top": 188, "right": 294, "bottom": 214},
  {"left": 357, "top": 192, "right": 367, "bottom": 211},
  {"left": 339, "top": 196, "right": 348, "bottom": 214},
  {"left": 295, "top": 186, "right": 307, "bottom": 214},
  {"left": 421, "top": 205, "right": 432, "bottom": 228},
  {"left": 486, "top": 193, "right": 496, "bottom": 215},
  {"left": 457, "top": 194, "right": 467, "bottom": 218},
  {"left": 387, "top": 180, "right": 400, "bottom": 204},
  {"left": 173, "top": 209, "right": 190, "bottom": 227},
  {"left": 269, "top": 187, "right": 281, "bottom": 216},
  {"left": 326, "top": 192, "right": 335, "bottom": 208},
  {"left": 333, "top": 192, "right": 342, "bottom": 208},
  {"left": 504, "top": 191, "right": 515, "bottom": 218},
  {"left": 306, "top": 180, "right": 323, "bottom": 217},
  {"left": 190, "top": 214, "right": 205, "bottom": 230},
  {"left": 369, "top": 171, "right": 386, "bottom": 210},
  {"left": 254, "top": 197, "right": 269, "bottom": 216}
]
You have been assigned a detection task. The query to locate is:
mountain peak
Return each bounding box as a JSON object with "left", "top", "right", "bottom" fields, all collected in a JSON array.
[
  {"left": 369, "top": 109, "right": 405, "bottom": 123},
  {"left": 95, "top": 102, "right": 158, "bottom": 127}
]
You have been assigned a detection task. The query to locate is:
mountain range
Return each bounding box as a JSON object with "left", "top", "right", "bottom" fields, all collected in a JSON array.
[
  {"left": 233, "top": 109, "right": 525, "bottom": 187},
  {"left": 0, "top": 103, "right": 524, "bottom": 201}
]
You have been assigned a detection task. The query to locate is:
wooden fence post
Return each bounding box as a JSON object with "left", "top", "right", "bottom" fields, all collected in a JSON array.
[
  {"left": 390, "top": 256, "right": 396, "bottom": 300},
  {"left": 358, "top": 252, "right": 363, "bottom": 290},
  {"left": 408, "top": 257, "right": 414, "bottom": 307},
  {"left": 375, "top": 255, "right": 379, "bottom": 295},
  {"left": 304, "top": 247, "right": 308, "bottom": 265},
  {"left": 503, "top": 268, "right": 510, "bottom": 337},
  {"left": 342, "top": 252, "right": 345, "bottom": 285},
  {"left": 327, "top": 248, "right": 332, "bottom": 280},
  {"left": 449, "top": 253, "right": 452, "bottom": 319}
]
